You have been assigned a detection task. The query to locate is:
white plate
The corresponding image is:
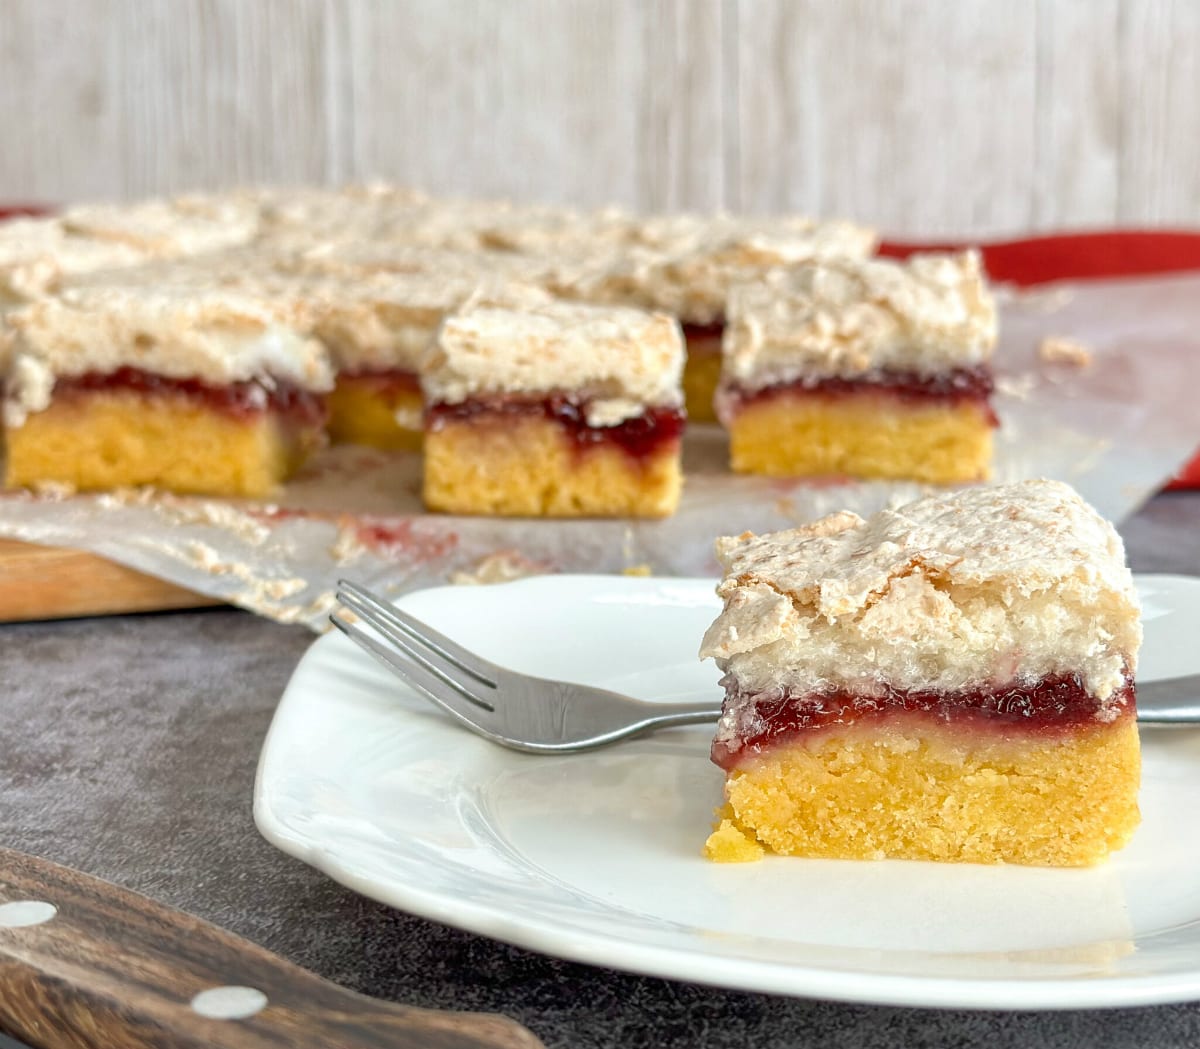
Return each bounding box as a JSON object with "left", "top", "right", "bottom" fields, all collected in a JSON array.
[{"left": 254, "top": 574, "right": 1200, "bottom": 1010}]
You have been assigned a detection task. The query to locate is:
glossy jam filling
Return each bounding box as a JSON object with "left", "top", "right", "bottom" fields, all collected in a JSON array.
[
  {"left": 428, "top": 395, "right": 685, "bottom": 461},
  {"left": 711, "top": 673, "right": 1136, "bottom": 770},
  {"left": 681, "top": 322, "right": 725, "bottom": 352},
  {"left": 56, "top": 367, "right": 328, "bottom": 428},
  {"left": 727, "top": 366, "right": 998, "bottom": 425},
  {"left": 339, "top": 368, "right": 421, "bottom": 395}
]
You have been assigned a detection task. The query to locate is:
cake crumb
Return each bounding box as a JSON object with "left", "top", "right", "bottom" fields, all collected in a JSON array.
[
  {"left": 29, "top": 479, "right": 77, "bottom": 499},
  {"left": 995, "top": 373, "right": 1037, "bottom": 399},
  {"left": 1039, "top": 335, "right": 1092, "bottom": 367},
  {"left": 704, "top": 819, "right": 765, "bottom": 863},
  {"left": 329, "top": 525, "right": 368, "bottom": 566},
  {"left": 1012, "top": 285, "right": 1075, "bottom": 313},
  {"left": 704, "top": 806, "right": 765, "bottom": 863},
  {"left": 448, "top": 550, "right": 546, "bottom": 585}
]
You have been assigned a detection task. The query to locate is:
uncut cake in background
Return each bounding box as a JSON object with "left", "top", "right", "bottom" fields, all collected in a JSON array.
[
  {"left": 716, "top": 250, "right": 997, "bottom": 483},
  {"left": 700, "top": 479, "right": 1141, "bottom": 867},
  {"left": 0, "top": 183, "right": 897, "bottom": 502},
  {"left": 420, "top": 290, "right": 686, "bottom": 518}
]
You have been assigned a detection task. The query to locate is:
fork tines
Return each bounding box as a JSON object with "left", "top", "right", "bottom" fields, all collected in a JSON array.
[{"left": 331, "top": 580, "right": 497, "bottom": 714}]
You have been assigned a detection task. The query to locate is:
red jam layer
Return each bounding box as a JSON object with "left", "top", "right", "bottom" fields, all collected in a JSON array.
[
  {"left": 711, "top": 673, "right": 1136, "bottom": 770},
  {"left": 681, "top": 322, "right": 725, "bottom": 350},
  {"left": 56, "top": 367, "right": 328, "bottom": 428},
  {"left": 727, "top": 366, "right": 998, "bottom": 425},
  {"left": 339, "top": 368, "right": 421, "bottom": 395},
  {"left": 427, "top": 395, "right": 686, "bottom": 461}
]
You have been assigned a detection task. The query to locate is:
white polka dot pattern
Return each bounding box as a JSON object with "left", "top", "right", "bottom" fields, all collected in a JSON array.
[
  {"left": 0, "top": 900, "right": 58, "bottom": 928},
  {"left": 190, "top": 985, "right": 269, "bottom": 1020}
]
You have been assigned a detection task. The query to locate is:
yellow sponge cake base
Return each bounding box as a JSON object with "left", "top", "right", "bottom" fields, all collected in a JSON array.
[
  {"left": 5, "top": 389, "right": 324, "bottom": 499},
  {"left": 728, "top": 392, "right": 993, "bottom": 484},
  {"left": 706, "top": 717, "right": 1140, "bottom": 867},
  {"left": 423, "top": 415, "right": 682, "bottom": 518},
  {"left": 327, "top": 374, "right": 423, "bottom": 452},
  {"left": 682, "top": 333, "right": 722, "bottom": 424}
]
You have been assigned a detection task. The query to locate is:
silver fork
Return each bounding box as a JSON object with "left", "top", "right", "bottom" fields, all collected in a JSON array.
[
  {"left": 330, "top": 580, "right": 724, "bottom": 753},
  {"left": 331, "top": 580, "right": 1200, "bottom": 754}
]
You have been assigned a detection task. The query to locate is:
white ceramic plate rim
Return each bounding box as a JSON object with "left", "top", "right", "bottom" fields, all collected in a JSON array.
[{"left": 255, "top": 573, "right": 1200, "bottom": 1010}]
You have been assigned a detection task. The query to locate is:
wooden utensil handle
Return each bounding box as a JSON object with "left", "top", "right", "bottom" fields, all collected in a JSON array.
[{"left": 0, "top": 848, "right": 542, "bottom": 1049}]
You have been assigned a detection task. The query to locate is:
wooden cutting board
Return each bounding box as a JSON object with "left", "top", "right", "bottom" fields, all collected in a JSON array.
[{"left": 0, "top": 538, "right": 221, "bottom": 622}]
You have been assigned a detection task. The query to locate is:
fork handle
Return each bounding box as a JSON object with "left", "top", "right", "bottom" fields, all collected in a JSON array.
[
  {"left": 1136, "top": 674, "right": 1200, "bottom": 724},
  {"left": 637, "top": 706, "right": 723, "bottom": 729}
]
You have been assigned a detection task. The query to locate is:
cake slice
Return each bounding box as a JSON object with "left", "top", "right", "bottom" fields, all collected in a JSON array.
[
  {"left": 614, "top": 215, "right": 878, "bottom": 423},
  {"left": 283, "top": 246, "right": 461, "bottom": 450},
  {"left": 700, "top": 479, "right": 1141, "bottom": 867},
  {"left": 420, "top": 293, "right": 685, "bottom": 517},
  {"left": 717, "top": 251, "right": 997, "bottom": 482},
  {"left": 311, "top": 269, "right": 499, "bottom": 452},
  {"left": 3, "top": 284, "right": 332, "bottom": 498}
]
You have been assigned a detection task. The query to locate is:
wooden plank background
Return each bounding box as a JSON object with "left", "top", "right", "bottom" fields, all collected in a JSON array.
[{"left": 0, "top": 0, "right": 1197, "bottom": 237}]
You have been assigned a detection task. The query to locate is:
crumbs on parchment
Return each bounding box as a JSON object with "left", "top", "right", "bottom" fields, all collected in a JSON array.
[{"left": 1039, "top": 335, "right": 1093, "bottom": 368}]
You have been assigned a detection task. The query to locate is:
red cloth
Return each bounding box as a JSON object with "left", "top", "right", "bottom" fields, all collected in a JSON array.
[
  {"left": 880, "top": 230, "right": 1200, "bottom": 288},
  {"left": 0, "top": 206, "right": 47, "bottom": 221}
]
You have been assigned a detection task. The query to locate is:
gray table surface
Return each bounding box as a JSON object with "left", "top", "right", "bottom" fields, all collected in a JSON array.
[{"left": 5, "top": 493, "right": 1200, "bottom": 1049}]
